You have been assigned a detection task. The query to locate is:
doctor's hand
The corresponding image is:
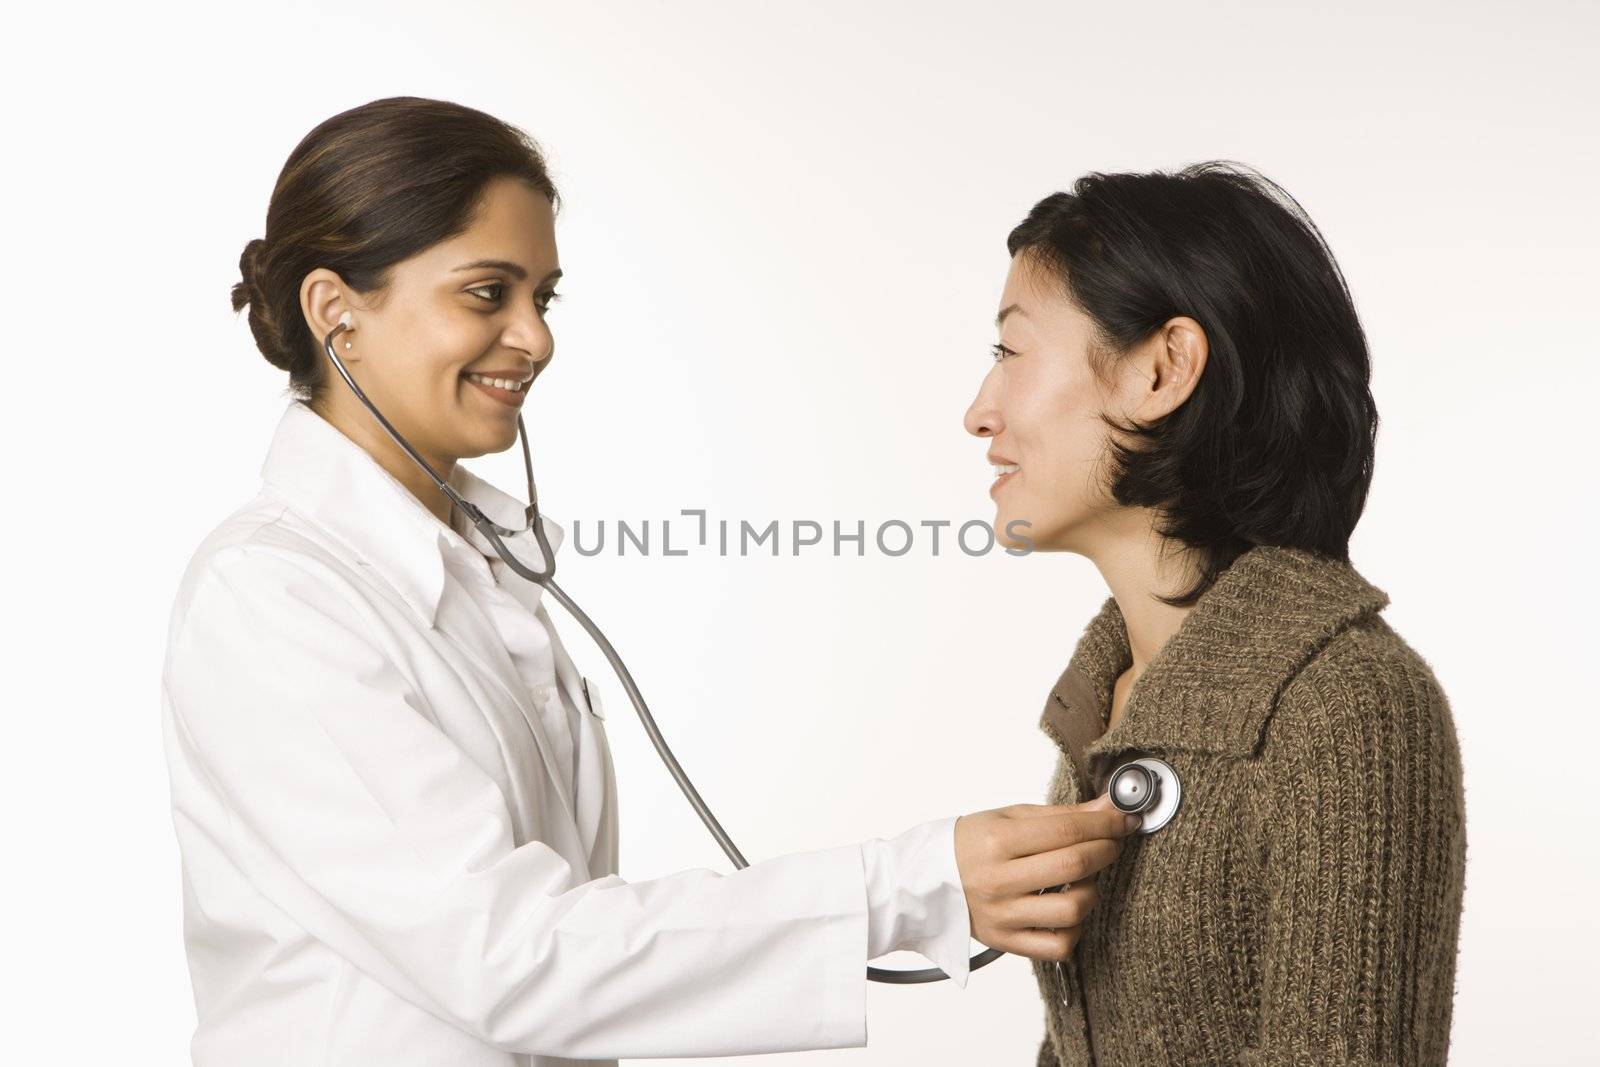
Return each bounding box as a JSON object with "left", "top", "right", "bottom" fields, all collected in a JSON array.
[{"left": 953, "top": 794, "right": 1138, "bottom": 963}]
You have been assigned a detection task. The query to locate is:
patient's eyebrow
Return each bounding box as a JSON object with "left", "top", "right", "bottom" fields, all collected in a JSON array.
[{"left": 995, "top": 303, "right": 1029, "bottom": 328}]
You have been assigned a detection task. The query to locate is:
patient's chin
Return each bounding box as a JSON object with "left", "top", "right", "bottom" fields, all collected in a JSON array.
[{"left": 993, "top": 512, "right": 1042, "bottom": 554}]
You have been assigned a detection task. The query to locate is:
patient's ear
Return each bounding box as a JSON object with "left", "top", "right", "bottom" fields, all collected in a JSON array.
[{"left": 1132, "top": 315, "right": 1207, "bottom": 422}]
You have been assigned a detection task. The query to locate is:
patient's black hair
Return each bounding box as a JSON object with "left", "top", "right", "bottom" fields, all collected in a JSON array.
[{"left": 1007, "top": 161, "right": 1379, "bottom": 607}]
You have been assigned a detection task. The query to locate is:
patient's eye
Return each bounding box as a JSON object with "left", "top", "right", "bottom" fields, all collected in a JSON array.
[{"left": 991, "top": 343, "right": 1017, "bottom": 363}]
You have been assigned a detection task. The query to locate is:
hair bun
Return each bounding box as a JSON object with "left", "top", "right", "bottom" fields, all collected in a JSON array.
[
  {"left": 231, "top": 238, "right": 268, "bottom": 316},
  {"left": 240, "top": 238, "right": 267, "bottom": 290}
]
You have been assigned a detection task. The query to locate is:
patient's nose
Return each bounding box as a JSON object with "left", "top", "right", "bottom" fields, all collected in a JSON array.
[{"left": 964, "top": 379, "right": 1003, "bottom": 438}]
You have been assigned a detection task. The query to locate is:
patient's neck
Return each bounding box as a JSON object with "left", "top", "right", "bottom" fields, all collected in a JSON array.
[{"left": 1086, "top": 523, "right": 1204, "bottom": 724}]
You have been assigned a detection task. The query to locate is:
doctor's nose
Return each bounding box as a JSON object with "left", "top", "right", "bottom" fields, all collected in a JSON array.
[{"left": 503, "top": 321, "right": 554, "bottom": 379}]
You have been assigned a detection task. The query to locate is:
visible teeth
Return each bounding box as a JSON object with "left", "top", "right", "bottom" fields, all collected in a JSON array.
[
  {"left": 992, "top": 463, "right": 1020, "bottom": 476},
  {"left": 467, "top": 373, "right": 524, "bottom": 392}
]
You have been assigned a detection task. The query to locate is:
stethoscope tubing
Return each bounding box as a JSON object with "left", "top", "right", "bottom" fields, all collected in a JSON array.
[{"left": 323, "top": 321, "right": 1002, "bottom": 984}]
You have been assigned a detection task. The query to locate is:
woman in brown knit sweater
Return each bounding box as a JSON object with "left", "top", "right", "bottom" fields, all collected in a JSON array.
[{"left": 962, "top": 162, "right": 1466, "bottom": 1065}]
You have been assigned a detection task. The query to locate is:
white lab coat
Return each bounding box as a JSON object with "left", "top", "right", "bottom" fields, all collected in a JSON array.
[{"left": 160, "top": 399, "right": 972, "bottom": 1066}]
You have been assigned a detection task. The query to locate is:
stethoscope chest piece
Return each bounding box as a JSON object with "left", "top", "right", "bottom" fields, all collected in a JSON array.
[{"left": 1107, "top": 756, "right": 1183, "bottom": 834}]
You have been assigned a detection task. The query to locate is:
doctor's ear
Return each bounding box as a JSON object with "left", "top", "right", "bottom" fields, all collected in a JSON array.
[{"left": 300, "top": 268, "right": 362, "bottom": 354}]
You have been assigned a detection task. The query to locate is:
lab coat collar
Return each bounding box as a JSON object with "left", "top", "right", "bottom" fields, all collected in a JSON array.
[
  {"left": 259, "top": 400, "right": 564, "bottom": 629},
  {"left": 1039, "top": 544, "right": 1390, "bottom": 787}
]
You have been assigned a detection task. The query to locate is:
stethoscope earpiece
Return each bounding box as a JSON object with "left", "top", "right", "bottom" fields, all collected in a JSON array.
[{"left": 1107, "top": 757, "right": 1183, "bottom": 834}]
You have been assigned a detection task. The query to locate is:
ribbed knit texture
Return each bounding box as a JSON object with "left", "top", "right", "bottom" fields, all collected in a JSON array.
[{"left": 1031, "top": 544, "right": 1466, "bottom": 1066}]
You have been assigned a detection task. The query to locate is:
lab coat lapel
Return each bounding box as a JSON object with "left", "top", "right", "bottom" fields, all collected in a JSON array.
[
  {"left": 441, "top": 470, "right": 590, "bottom": 843},
  {"left": 446, "top": 468, "right": 612, "bottom": 874},
  {"left": 430, "top": 584, "right": 582, "bottom": 846},
  {"left": 539, "top": 601, "right": 614, "bottom": 876},
  {"left": 259, "top": 402, "right": 590, "bottom": 852}
]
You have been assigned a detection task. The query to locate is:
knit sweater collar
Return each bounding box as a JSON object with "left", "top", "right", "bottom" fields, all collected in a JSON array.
[{"left": 1039, "top": 544, "right": 1391, "bottom": 783}]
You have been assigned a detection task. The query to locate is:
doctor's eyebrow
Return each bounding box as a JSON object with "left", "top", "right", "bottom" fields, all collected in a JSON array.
[{"left": 452, "top": 259, "right": 563, "bottom": 285}]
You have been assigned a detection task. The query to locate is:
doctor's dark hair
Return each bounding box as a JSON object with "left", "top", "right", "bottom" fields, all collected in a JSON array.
[
  {"left": 231, "top": 96, "right": 560, "bottom": 405},
  {"left": 1007, "top": 161, "right": 1379, "bottom": 607}
]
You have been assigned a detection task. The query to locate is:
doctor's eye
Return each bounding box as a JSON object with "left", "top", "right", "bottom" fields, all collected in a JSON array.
[
  {"left": 991, "top": 342, "right": 1017, "bottom": 363},
  {"left": 466, "top": 283, "right": 562, "bottom": 314}
]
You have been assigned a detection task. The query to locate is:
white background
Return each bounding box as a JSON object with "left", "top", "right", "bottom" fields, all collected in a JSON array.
[{"left": 4, "top": 1, "right": 1595, "bottom": 1063}]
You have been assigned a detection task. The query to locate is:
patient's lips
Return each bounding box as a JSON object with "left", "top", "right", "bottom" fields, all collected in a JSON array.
[{"left": 987, "top": 452, "right": 1020, "bottom": 495}]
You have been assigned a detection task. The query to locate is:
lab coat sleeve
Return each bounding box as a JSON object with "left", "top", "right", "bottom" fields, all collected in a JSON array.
[
  {"left": 861, "top": 816, "right": 973, "bottom": 986},
  {"left": 1239, "top": 659, "right": 1466, "bottom": 1067},
  {"left": 164, "top": 545, "right": 871, "bottom": 1059}
]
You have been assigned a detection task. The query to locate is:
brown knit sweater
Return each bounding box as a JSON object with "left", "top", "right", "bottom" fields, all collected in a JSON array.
[{"left": 1032, "top": 544, "right": 1466, "bottom": 1066}]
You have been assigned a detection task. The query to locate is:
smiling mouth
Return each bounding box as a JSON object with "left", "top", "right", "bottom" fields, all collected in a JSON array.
[
  {"left": 463, "top": 373, "right": 529, "bottom": 407},
  {"left": 464, "top": 371, "right": 528, "bottom": 393}
]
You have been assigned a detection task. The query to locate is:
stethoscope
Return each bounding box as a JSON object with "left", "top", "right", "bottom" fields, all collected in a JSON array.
[
  {"left": 321, "top": 313, "right": 1183, "bottom": 984},
  {"left": 1106, "top": 758, "right": 1182, "bottom": 832}
]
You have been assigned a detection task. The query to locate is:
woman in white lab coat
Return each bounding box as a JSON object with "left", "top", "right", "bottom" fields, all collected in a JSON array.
[{"left": 160, "top": 95, "right": 1138, "bottom": 1067}]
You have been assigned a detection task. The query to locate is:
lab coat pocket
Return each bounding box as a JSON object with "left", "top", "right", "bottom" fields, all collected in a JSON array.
[
  {"left": 572, "top": 675, "right": 619, "bottom": 876},
  {"left": 580, "top": 675, "right": 606, "bottom": 720}
]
